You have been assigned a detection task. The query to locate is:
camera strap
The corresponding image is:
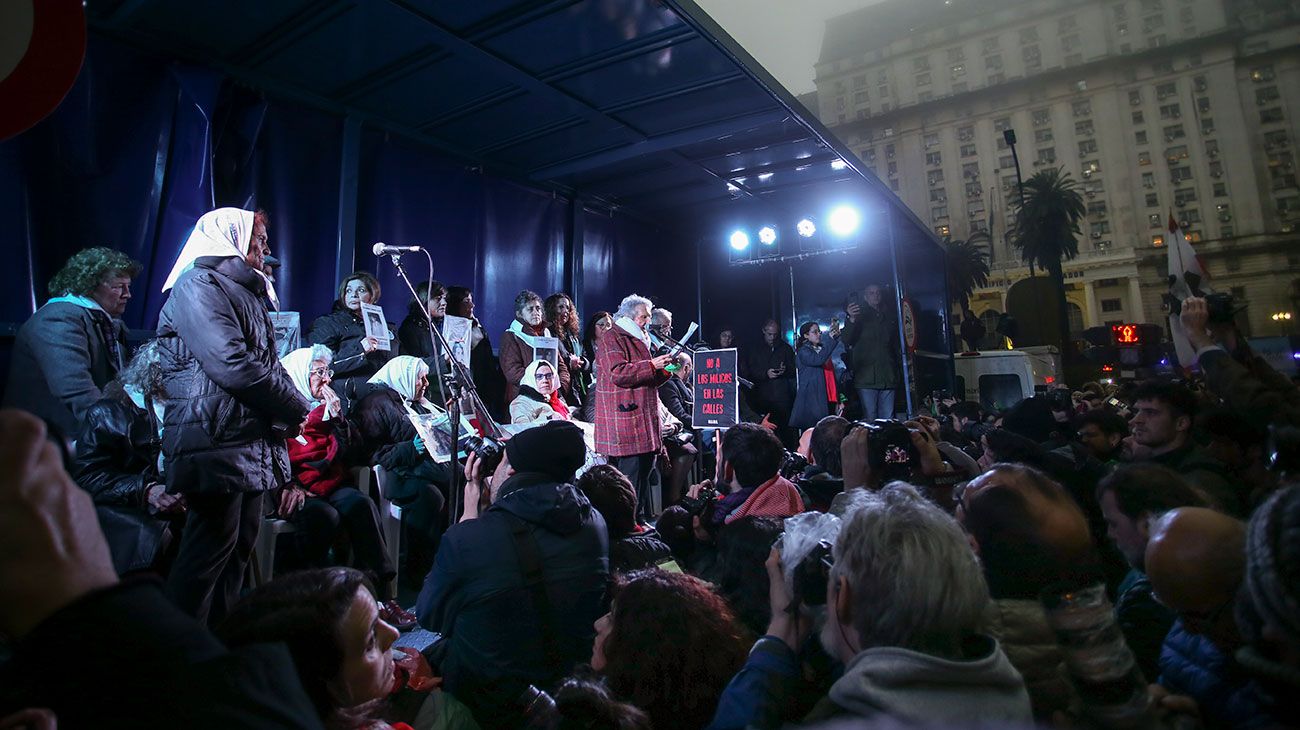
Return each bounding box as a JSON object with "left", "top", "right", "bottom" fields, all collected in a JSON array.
[{"left": 505, "top": 513, "right": 562, "bottom": 671}]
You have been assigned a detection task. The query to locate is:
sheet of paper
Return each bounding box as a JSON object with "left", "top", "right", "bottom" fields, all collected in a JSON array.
[{"left": 360, "top": 302, "right": 391, "bottom": 351}]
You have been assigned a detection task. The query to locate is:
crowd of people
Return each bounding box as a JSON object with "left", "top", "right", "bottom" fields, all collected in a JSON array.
[{"left": 1, "top": 205, "right": 1299, "bottom": 730}]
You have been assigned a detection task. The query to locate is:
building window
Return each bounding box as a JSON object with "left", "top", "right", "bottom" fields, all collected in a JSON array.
[
  {"left": 888, "top": 161, "right": 898, "bottom": 175},
  {"left": 994, "top": 117, "right": 1012, "bottom": 132},
  {"left": 926, "top": 151, "right": 943, "bottom": 166},
  {"left": 1076, "top": 120, "right": 1095, "bottom": 136},
  {"left": 1082, "top": 159, "right": 1101, "bottom": 175},
  {"left": 961, "top": 143, "right": 977, "bottom": 157},
  {"left": 1072, "top": 99, "right": 1092, "bottom": 117},
  {"left": 1256, "top": 86, "right": 1281, "bottom": 105},
  {"left": 928, "top": 169, "right": 945, "bottom": 185},
  {"left": 1035, "top": 128, "right": 1054, "bottom": 143},
  {"left": 948, "top": 46, "right": 965, "bottom": 62},
  {"left": 1171, "top": 167, "right": 1193, "bottom": 183},
  {"left": 1088, "top": 201, "right": 1108, "bottom": 217},
  {"left": 1152, "top": 234, "right": 1165, "bottom": 246},
  {"left": 853, "top": 74, "right": 867, "bottom": 88},
  {"left": 1201, "top": 117, "right": 1215, "bottom": 135},
  {"left": 985, "top": 54, "right": 1004, "bottom": 73},
  {"left": 1265, "top": 130, "right": 1290, "bottom": 149},
  {"left": 1060, "top": 14, "right": 1079, "bottom": 32},
  {"left": 1023, "top": 45, "right": 1042, "bottom": 71},
  {"left": 1150, "top": 213, "right": 1163, "bottom": 226},
  {"left": 1114, "top": 4, "right": 1129, "bottom": 21},
  {"left": 1136, "top": 130, "right": 1149, "bottom": 145},
  {"left": 1174, "top": 185, "right": 1197, "bottom": 203},
  {"left": 1032, "top": 108, "right": 1051, "bottom": 126},
  {"left": 930, "top": 188, "right": 947, "bottom": 202},
  {"left": 1130, "top": 90, "right": 1143, "bottom": 106},
  {"left": 1139, "top": 151, "right": 1152, "bottom": 166},
  {"left": 951, "top": 63, "right": 966, "bottom": 79},
  {"left": 963, "top": 162, "right": 981, "bottom": 179},
  {"left": 1101, "top": 298, "right": 1123, "bottom": 312},
  {"left": 1196, "top": 96, "right": 1211, "bottom": 114},
  {"left": 1142, "top": 172, "right": 1156, "bottom": 188},
  {"left": 1146, "top": 193, "right": 1160, "bottom": 207},
  {"left": 913, "top": 56, "right": 931, "bottom": 72},
  {"left": 1261, "top": 108, "right": 1285, "bottom": 124},
  {"left": 983, "top": 36, "right": 1001, "bottom": 53},
  {"left": 1156, "top": 82, "right": 1177, "bottom": 99},
  {"left": 1205, "top": 139, "right": 1220, "bottom": 157},
  {"left": 878, "top": 85, "right": 890, "bottom": 98},
  {"left": 916, "top": 72, "right": 932, "bottom": 86},
  {"left": 1079, "top": 139, "right": 1099, "bottom": 155},
  {"left": 1160, "top": 103, "right": 1181, "bottom": 119},
  {"left": 1037, "top": 147, "right": 1057, "bottom": 164},
  {"left": 957, "top": 125, "right": 975, "bottom": 142},
  {"left": 1165, "top": 144, "right": 1189, "bottom": 163},
  {"left": 924, "top": 132, "right": 940, "bottom": 148},
  {"left": 1251, "top": 65, "right": 1275, "bottom": 82},
  {"left": 885, "top": 144, "right": 896, "bottom": 159},
  {"left": 1020, "top": 26, "right": 1039, "bottom": 43},
  {"left": 1000, "top": 154, "right": 1015, "bottom": 168},
  {"left": 932, "top": 206, "right": 949, "bottom": 220},
  {"left": 1143, "top": 13, "right": 1166, "bottom": 33},
  {"left": 935, "top": 224, "right": 950, "bottom": 237},
  {"left": 1163, "top": 124, "right": 1186, "bottom": 141},
  {"left": 1063, "top": 34, "right": 1080, "bottom": 52},
  {"left": 966, "top": 181, "right": 983, "bottom": 198},
  {"left": 1213, "top": 182, "right": 1228, "bottom": 197}
]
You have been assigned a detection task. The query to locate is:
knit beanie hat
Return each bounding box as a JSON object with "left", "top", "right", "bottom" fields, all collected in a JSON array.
[{"left": 506, "top": 420, "right": 586, "bottom": 482}]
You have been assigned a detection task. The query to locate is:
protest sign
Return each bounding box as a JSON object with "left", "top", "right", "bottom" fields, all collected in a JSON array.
[
  {"left": 692, "top": 348, "right": 738, "bottom": 428},
  {"left": 360, "top": 302, "right": 391, "bottom": 351},
  {"left": 443, "top": 315, "right": 473, "bottom": 371},
  {"left": 268, "top": 311, "right": 300, "bottom": 359}
]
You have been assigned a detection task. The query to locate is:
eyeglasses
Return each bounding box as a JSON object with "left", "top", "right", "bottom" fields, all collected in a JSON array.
[
  {"left": 310, "top": 368, "right": 333, "bottom": 378},
  {"left": 535, "top": 372, "right": 555, "bottom": 381}
]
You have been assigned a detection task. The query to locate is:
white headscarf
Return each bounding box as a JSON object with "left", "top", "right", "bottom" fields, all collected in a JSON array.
[
  {"left": 162, "top": 207, "right": 279, "bottom": 306},
  {"left": 368, "top": 355, "right": 434, "bottom": 409},
  {"left": 519, "top": 359, "right": 556, "bottom": 395},
  {"left": 280, "top": 347, "right": 326, "bottom": 403}
]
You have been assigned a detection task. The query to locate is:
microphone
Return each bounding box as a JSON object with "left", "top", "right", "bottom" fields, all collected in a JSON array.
[{"left": 372, "top": 242, "right": 423, "bottom": 256}]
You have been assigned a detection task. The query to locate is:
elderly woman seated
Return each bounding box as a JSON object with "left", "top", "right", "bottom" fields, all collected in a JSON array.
[
  {"left": 72, "top": 340, "right": 186, "bottom": 575},
  {"left": 349, "top": 356, "right": 452, "bottom": 584},
  {"left": 276, "top": 347, "right": 398, "bottom": 609},
  {"left": 510, "top": 359, "right": 572, "bottom": 425}
]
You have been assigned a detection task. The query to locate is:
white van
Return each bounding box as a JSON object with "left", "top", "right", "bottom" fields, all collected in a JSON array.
[{"left": 953, "top": 346, "right": 1062, "bottom": 412}]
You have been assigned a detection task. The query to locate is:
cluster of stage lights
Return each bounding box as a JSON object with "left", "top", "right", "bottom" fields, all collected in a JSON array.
[{"left": 729, "top": 205, "right": 862, "bottom": 251}]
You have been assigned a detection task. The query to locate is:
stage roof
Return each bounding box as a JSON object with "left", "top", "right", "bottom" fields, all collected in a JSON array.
[{"left": 86, "top": 0, "right": 938, "bottom": 241}]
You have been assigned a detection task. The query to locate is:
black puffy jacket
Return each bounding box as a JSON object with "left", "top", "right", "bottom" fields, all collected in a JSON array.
[
  {"left": 610, "top": 529, "right": 673, "bottom": 574},
  {"left": 348, "top": 384, "right": 424, "bottom": 471},
  {"left": 309, "top": 301, "right": 395, "bottom": 388},
  {"left": 73, "top": 382, "right": 161, "bottom": 507},
  {"left": 156, "top": 256, "right": 308, "bottom": 495}
]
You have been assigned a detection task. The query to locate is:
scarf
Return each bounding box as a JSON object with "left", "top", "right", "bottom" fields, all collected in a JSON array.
[
  {"left": 615, "top": 315, "right": 651, "bottom": 348},
  {"left": 507, "top": 317, "right": 551, "bottom": 346},
  {"left": 47, "top": 294, "right": 123, "bottom": 370},
  {"left": 368, "top": 355, "right": 435, "bottom": 410},
  {"left": 721, "top": 475, "right": 805, "bottom": 525},
  {"left": 162, "top": 207, "right": 279, "bottom": 307},
  {"left": 280, "top": 348, "right": 325, "bottom": 410},
  {"left": 519, "top": 359, "right": 569, "bottom": 419}
]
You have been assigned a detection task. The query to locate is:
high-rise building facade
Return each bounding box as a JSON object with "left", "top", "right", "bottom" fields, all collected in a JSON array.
[{"left": 813, "top": 0, "right": 1299, "bottom": 341}]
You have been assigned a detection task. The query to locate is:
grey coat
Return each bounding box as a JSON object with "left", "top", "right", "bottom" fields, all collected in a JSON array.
[
  {"left": 3, "top": 301, "right": 125, "bottom": 437},
  {"left": 156, "top": 256, "right": 308, "bottom": 495}
]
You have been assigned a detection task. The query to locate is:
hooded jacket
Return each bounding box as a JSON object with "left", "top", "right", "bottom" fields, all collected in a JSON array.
[
  {"left": 707, "top": 633, "right": 1031, "bottom": 729},
  {"left": 416, "top": 471, "right": 609, "bottom": 728}
]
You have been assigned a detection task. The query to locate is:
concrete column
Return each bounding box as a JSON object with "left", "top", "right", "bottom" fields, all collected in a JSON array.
[
  {"left": 1084, "top": 280, "right": 1100, "bottom": 327},
  {"left": 1127, "top": 276, "right": 1144, "bottom": 322}
]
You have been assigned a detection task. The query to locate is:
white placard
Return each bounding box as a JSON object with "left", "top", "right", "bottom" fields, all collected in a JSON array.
[
  {"left": 531, "top": 335, "right": 559, "bottom": 373},
  {"left": 360, "top": 302, "right": 391, "bottom": 351},
  {"left": 443, "top": 315, "right": 473, "bottom": 372},
  {"left": 268, "top": 311, "right": 300, "bottom": 360}
]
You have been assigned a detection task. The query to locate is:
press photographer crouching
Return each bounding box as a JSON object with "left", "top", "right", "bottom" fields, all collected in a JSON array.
[
  {"left": 415, "top": 420, "right": 608, "bottom": 730},
  {"left": 708, "top": 484, "right": 1032, "bottom": 728}
]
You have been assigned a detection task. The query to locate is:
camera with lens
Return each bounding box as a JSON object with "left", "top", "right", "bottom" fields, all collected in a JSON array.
[
  {"left": 779, "top": 450, "right": 809, "bottom": 480},
  {"left": 679, "top": 482, "right": 719, "bottom": 517},
  {"left": 463, "top": 433, "right": 506, "bottom": 473},
  {"left": 850, "top": 419, "right": 919, "bottom": 483},
  {"left": 1204, "top": 291, "right": 1239, "bottom": 325},
  {"left": 792, "top": 539, "right": 835, "bottom": 607}
]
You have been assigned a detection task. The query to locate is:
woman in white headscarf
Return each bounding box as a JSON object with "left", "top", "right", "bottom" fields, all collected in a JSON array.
[
  {"left": 274, "top": 347, "right": 398, "bottom": 605},
  {"left": 350, "top": 356, "right": 450, "bottom": 575},
  {"left": 510, "top": 359, "right": 571, "bottom": 426},
  {"left": 155, "top": 207, "right": 309, "bottom": 626}
]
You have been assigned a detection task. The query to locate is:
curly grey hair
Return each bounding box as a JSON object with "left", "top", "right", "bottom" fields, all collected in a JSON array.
[
  {"left": 119, "top": 340, "right": 166, "bottom": 400},
  {"left": 832, "top": 482, "right": 988, "bottom": 659},
  {"left": 616, "top": 294, "right": 653, "bottom": 320}
]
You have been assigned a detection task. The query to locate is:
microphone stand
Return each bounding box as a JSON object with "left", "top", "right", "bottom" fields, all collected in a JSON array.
[{"left": 382, "top": 253, "right": 503, "bottom": 523}]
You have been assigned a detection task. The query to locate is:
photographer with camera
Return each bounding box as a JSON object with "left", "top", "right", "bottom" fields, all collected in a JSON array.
[
  {"left": 1180, "top": 295, "right": 1300, "bottom": 429},
  {"left": 708, "top": 484, "right": 1031, "bottom": 729},
  {"left": 415, "top": 420, "right": 609, "bottom": 730}
]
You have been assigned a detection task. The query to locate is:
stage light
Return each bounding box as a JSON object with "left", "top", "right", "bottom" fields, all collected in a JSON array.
[
  {"left": 729, "top": 230, "right": 750, "bottom": 250},
  {"left": 796, "top": 219, "right": 816, "bottom": 237},
  {"left": 828, "top": 206, "right": 861, "bottom": 236},
  {"left": 758, "top": 226, "right": 777, "bottom": 245}
]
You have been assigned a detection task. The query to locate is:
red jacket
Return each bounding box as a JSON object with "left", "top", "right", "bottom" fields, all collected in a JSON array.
[
  {"left": 594, "top": 326, "right": 670, "bottom": 457},
  {"left": 286, "top": 404, "right": 347, "bottom": 497}
]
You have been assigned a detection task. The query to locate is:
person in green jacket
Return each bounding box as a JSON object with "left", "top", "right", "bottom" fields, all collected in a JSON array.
[{"left": 840, "top": 285, "right": 900, "bottom": 420}]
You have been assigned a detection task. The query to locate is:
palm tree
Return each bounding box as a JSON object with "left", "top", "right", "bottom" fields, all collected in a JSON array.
[
  {"left": 1008, "top": 167, "right": 1086, "bottom": 363},
  {"left": 943, "top": 232, "right": 992, "bottom": 311}
]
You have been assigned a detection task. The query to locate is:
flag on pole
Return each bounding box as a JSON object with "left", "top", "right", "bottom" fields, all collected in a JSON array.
[{"left": 1165, "top": 211, "right": 1211, "bottom": 370}]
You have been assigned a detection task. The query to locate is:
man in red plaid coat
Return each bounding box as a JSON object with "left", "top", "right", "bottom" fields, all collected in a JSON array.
[{"left": 594, "top": 294, "right": 674, "bottom": 520}]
